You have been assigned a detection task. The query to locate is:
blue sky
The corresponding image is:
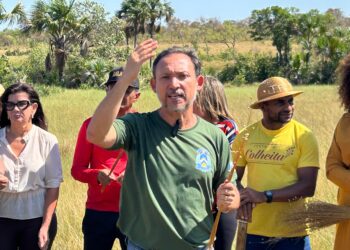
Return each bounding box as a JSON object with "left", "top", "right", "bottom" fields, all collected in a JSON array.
[{"left": 3, "top": 0, "right": 350, "bottom": 24}]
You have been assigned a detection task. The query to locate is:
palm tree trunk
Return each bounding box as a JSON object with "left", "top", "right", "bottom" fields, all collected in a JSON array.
[
  {"left": 133, "top": 23, "right": 138, "bottom": 48},
  {"left": 55, "top": 49, "right": 66, "bottom": 82},
  {"left": 45, "top": 53, "right": 52, "bottom": 72},
  {"left": 149, "top": 27, "right": 155, "bottom": 68}
]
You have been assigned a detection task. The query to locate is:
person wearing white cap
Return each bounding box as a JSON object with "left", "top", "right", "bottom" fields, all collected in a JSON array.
[{"left": 233, "top": 77, "right": 319, "bottom": 250}]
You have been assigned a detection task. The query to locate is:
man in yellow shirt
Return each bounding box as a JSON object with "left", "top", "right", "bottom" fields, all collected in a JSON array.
[{"left": 233, "top": 77, "right": 319, "bottom": 250}]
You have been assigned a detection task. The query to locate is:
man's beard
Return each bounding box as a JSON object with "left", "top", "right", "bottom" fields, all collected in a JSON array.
[
  {"left": 158, "top": 89, "right": 197, "bottom": 113},
  {"left": 276, "top": 111, "right": 293, "bottom": 123}
]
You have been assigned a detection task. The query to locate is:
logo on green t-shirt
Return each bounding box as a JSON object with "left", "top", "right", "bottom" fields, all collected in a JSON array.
[{"left": 195, "top": 148, "right": 212, "bottom": 172}]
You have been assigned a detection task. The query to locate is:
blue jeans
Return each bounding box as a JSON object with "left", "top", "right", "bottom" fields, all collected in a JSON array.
[
  {"left": 246, "top": 234, "right": 311, "bottom": 250},
  {"left": 127, "top": 240, "right": 210, "bottom": 250},
  {"left": 82, "top": 209, "right": 126, "bottom": 250},
  {"left": 213, "top": 210, "right": 237, "bottom": 250},
  {"left": 127, "top": 241, "right": 144, "bottom": 250}
]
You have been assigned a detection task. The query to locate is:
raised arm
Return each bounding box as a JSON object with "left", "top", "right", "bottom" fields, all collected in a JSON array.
[{"left": 87, "top": 39, "right": 158, "bottom": 148}]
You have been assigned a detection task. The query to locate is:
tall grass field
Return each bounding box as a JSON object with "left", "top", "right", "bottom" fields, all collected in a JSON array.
[{"left": 44, "top": 85, "right": 341, "bottom": 250}]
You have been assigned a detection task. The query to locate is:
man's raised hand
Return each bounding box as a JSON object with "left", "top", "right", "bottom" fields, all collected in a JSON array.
[{"left": 122, "top": 39, "right": 158, "bottom": 84}]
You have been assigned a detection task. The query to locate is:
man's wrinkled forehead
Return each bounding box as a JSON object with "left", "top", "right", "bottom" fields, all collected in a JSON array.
[{"left": 154, "top": 53, "right": 195, "bottom": 75}]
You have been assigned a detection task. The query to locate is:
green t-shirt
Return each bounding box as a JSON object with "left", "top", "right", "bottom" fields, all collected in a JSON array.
[{"left": 112, "top": 111, "right": 232, "bottom": 250}]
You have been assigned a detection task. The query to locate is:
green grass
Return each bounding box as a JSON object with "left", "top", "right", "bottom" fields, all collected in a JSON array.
[{"left": 45, "top": 85, "right": 340, "bottom": 250}]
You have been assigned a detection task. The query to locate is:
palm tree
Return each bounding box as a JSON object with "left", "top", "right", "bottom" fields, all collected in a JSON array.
[
  {"left": 24, "top": 0, "right": 90, "bottom": 81},
  {"left": 144, "top": 0, "right": 173, "bottom": 66},
  {"left": 0, "top": 1, "right": 26, "bottom": 26},
  {"left": 117, "top": 0, "right": 174, "bottom": 48},
  {"left": 117, "top": 0, "right": 149, "bottom": 48},
  {"left": 146, "top": 0, "right": 173, "bottom": 39}
]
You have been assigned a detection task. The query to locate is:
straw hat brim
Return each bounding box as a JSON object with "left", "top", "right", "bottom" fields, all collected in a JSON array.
[{"left": 250, "top": 91, "right": 303, "bottom": 109}]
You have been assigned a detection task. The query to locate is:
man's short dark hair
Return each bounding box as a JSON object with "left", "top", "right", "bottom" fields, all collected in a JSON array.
[{"left": 152, "top": 47, "right": 201, "bottom": 77}]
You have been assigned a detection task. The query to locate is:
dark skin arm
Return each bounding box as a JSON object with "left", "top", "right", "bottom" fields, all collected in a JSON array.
[
  {"left": 236, "top": 167, "right": 254, "bottom": 221},
  {"left": 237, "top": 167, "right": 318, "bottom": 221}
]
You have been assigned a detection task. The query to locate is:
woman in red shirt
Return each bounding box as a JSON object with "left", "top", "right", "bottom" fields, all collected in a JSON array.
[{"left": 71, "top": 68, "right": 140, "bottom": 250}]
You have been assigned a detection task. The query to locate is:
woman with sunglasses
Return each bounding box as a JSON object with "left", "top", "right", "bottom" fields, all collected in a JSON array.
[{"left": 0, "top": 83, "right": 63, "bottom": 250}]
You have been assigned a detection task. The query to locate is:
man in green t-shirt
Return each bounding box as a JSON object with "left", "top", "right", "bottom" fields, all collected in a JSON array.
[
  {"left": 87, "top": 39, "right": 240, "bottom": 250},
  {"left": 233, "top": 77, "right": 319, "bottom": 250}
]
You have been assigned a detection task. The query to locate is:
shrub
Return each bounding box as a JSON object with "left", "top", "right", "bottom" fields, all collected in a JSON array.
[
  {"left": 24, "top": 46, "right": 48, "bottom": 84},
  {"left": 218, "top": 53, "right": 278, "bottom": 84},
  {"left": 34, "top": 84, "right": 64, "bottom": 97},
  {"left": 0, "top": 33, "right": 16, "bottom": 46},
  {"left": 65, "top": 54, "right": 114, "bottom": 88},
  {"left": 0, "top": 55, "right": 25, "bottom": 85}
]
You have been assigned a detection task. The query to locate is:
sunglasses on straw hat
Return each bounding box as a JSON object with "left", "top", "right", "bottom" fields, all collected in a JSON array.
[{"left": 250, "top": 77, "right": 303, "bottom": 109}]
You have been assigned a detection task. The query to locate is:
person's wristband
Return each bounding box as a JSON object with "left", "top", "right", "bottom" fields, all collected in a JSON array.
[{"left": 264, "top": 190, "right": 273, "bottom": 203}]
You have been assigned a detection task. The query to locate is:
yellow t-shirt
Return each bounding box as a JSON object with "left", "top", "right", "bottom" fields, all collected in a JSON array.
[{"left": 232, "top": 119, "right": 319, "bottom": 237}]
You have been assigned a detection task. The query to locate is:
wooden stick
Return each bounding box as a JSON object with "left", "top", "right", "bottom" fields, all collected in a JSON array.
[
  {"left": 101, "top": 150, "right": 124, "bottom": 193},
  {"left": 207, "top": 210, "right": 221, "bottom": 249},
  {"left": 206, "top": 141, "right": 245, "bottom": 248},
  {"left": 236, "top": 220, "right": 248, "bottom": 250},
  {"left": 207, "top": 154, "right": 240, "bottom": 248},
  {"left": 207, "top": 107, "right": 253, "bottom": 249}
]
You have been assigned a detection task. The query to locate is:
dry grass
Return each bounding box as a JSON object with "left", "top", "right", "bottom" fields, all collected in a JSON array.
[
  {"left": 0, "top": 45, "right": 28, "bottom": 55},
  {"left": 2, "top": 41, "right": 278, "bottom": 68},
  {"left": 155, "top": 41, "right": 277, "bottom": 54},
  {"left": 41, "top": 85, "right": 341, "bottom": 250},
  {"left": 282, "top": 201, "right": 350, "bottom": 234}
]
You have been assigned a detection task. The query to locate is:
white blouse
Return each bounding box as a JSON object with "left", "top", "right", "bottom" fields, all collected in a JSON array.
[{"left": 0, "top": 125, "right": 63, "bottom": 219}]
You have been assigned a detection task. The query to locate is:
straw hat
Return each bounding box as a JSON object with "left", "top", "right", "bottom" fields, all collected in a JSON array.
[{"left": 250, "top": 77, "right": 303, "bottom": 109}]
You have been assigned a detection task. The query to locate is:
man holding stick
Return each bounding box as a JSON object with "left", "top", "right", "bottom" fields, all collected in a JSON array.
[
  {"left": 233, "top": 77, "right": 319, "bottom": 250},
  {"left": 87, "top": 39, "right": 239, "bottom": 250}
]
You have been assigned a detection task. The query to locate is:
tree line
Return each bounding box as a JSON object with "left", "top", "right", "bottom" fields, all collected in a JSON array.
[{"left": 0, "top": 0, "right": 350, "bottom": 88}]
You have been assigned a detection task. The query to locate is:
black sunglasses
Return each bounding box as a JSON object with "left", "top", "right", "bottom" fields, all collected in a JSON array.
[{"left": 4, "top": 100, "right": 32, "bottom": 111}]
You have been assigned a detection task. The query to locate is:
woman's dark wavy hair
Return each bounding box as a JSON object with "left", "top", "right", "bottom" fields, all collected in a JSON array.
[
  {"left": 0, "top": 83, "right": 47, "bottom": 130},
  {"left": 338, "top": 53, "right": 350, "bottom": 112}
]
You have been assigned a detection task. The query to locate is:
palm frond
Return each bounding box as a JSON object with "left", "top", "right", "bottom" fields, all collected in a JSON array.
[{"left": 0, "top": 2, "right": 26, "bottom": 26}]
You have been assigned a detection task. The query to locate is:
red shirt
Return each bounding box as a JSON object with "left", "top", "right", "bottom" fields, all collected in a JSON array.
[{"left": 71, "top": 117, "right": 128, "bottom": 212}]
